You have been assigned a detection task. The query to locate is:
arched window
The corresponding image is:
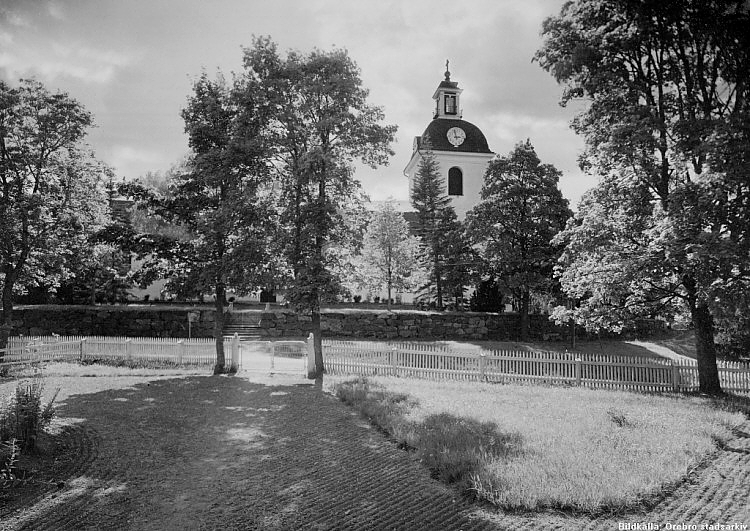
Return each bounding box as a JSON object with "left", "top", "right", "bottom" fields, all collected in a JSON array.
[{"left": 448, "top": 167, "right": 463, "bottom": 196}]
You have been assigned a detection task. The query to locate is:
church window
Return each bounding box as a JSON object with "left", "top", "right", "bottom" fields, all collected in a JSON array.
[
  {"left": 448, "top": 167, "right": 463, "bottom": 196},
  {"left": 444, "top": 94, "right": 457, "bottom": 115}
]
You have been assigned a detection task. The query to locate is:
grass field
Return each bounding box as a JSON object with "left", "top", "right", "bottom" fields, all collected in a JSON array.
[
  {"left": 329, "top": 376, "right": 746, "bottom": 514},
  {"left": 392, "top": 338, "right": 665, "bottom": 359}
]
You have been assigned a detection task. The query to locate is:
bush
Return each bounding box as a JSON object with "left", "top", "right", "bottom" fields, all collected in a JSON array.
[
  {"left": 414, "top": 413, "right": 522, "bottom": 490},
  {"left": 469, "top": 278, "right": 504, "bottom": 312},
  {"left": 0, "top": 373, "right": 59, "bottom": 453}
]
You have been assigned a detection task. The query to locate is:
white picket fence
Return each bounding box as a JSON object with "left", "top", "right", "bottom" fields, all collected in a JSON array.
[
  {"left": 0, "top": 335, "right": 225, "bottom": 366},
  {"left": 323, "top": 340, "right": 750, "bottom": 393},
  {"left": 2, "top": 336, "right": 747, "bottom": 394},
  {"left": 0, "top": 335, "right": 311, "bottom": 373}
]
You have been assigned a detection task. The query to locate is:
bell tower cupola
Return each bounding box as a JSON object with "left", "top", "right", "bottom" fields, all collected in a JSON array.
[
  {"left": 405, "top": 62, "right": 495, "bottom": 219},
  {"left": 433, "top": 60, "right": 463, "bottom": 119}
]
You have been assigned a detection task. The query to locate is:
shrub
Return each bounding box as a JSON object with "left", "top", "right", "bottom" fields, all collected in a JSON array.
[
  {"left": 0, "top": 373, "right": 59, "bottom": 453},
  {"left": 414, "top": 413, "right": 522, "bottom": 491}
]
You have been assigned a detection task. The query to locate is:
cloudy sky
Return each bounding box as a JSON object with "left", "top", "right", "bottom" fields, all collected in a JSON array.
[{"left": 0, "top": 0, "right": 592, "bottom": 207}]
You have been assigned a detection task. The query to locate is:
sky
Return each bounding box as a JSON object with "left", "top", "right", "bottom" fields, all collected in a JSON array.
[{"left": 0, "top": 0, "right": 592, "bottom": 207}]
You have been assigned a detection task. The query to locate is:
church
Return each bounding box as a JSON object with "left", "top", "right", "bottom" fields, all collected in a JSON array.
[{"left": 403, "top": 63, "right": 496, "bottom": 218}]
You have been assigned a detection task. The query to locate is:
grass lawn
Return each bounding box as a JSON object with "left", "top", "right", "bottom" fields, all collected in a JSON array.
[
  {"left": 651, "top": 331, "right": 698, "bottom": 360},
  {"left": 328, "top": 375, "right": 746, "bottom": 514},
  {"left": 383, "top": 338, "right": 666, "bottom": 359}
]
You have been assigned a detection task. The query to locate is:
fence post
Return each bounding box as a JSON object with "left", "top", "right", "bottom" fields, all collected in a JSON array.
[
  {"left": 671, "top": 361, "right": 680, "bottom": 392},
  {"left": 178, "top": 340, "right": 185, "bottom": 365},
  {"left": 575, "top": 357, "right": 582, "bottom": 386},
  {"left": 126, "top": 339, "right": 133, "bottom": 360},
  {"left": 306, "top": 333, "right": 316, "bottom": 379},
  {"left": 479, "top": 353, "right": 487, "bottom": 381},
  {"left": 80, "top": 338, "right": 87, "bottom": 362},
  {"left": 230, "top": 334, "right": 239, "bottom": 372},
  {"left": 390, "top": 347, "right": 398, "bottom": 376}
]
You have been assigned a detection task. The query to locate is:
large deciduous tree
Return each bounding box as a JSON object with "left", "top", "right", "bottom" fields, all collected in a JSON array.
[
  {"left": 242, "top": 37, "right": 396, "bottom": 378},
  {"left": 0, "top": 79, "right": 109, "bottom": 352},
  {"left": 353, "top": 200, "right": 425, "bottom": 309},
  {"left": 466, "top": 140, "right": 571, "bottom": 340},
  {"left": 536, "top": 0, "right": 750, "bottom": 393},
  {"left": 122, "top": 72, "right": 274, "bottom": 374}
]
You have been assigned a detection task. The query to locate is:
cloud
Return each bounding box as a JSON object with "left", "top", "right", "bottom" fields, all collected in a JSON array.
[
  {"left": 108, "top": 145, "right": 166, "bottom": 173},
  {"left": 0, "top": 41, "right": 135, "bottom": 85}
]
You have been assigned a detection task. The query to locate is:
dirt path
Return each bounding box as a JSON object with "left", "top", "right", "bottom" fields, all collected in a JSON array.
[
  {"left": 2, "top": 369, "right": 748, "bottom": 530},
  {"left": 1, "top": 373, "right": 495, "bottom": 530},
  {"left": 626, "top": 340, "right": 695, "bottom": 363}
]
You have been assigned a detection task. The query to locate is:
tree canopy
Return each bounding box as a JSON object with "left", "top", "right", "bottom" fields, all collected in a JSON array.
[
  {"left": 466, "top": 139, "right": 571, "bottom": 340},
  {"left": 0, "top": 79, "right": 109, "bottom": 351},
  {"left": 241, "top": 37, "right": 397, "bottom": 377},
  {"left": 122, "top": 71, "right": 275, "bottom": 373},
  {"left": 410, "top": 145, "right": 471, "bottom": 309},
  {"left": 536, "top": 0, "right": 750, "bottom": 392},
  {"left": 352, "top": 200, "right": 425, "bottom": 308}
]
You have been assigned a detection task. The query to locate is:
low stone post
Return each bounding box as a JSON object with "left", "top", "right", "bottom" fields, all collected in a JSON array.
[
  {"left": 575, "top": 357, "right": 582, "bottom": 386},
  {"left": 479, "top": 353, "right": 487, "bottom": 381},
  {"left": 230, "top": 333, "right": 239, "bottom": 372},
  {"left": 125, "top": 339, "right": 133, "bottom": 360},
  {"left": 390, "top": 347, "right": 398, "bottom": 376},
  {"left": 80, "top": 338, "right": 87, "bottom": 362},
  {"left": 306, "top": 333, "right": 316, "bottom": 379}
]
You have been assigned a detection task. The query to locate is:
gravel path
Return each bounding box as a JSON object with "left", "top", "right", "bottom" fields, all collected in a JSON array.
[
  {"left": 1, "top": 370, "right": 748, "bottom": 530},
  {"left": 1, "top": 374, "right": 495, "bottom": 530},
  {"left": 625, "top": 340, "right": 695, "bottom": 363}
]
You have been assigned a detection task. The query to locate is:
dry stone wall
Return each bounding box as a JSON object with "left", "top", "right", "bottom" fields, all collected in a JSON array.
[
  {"left": 12, "top": 306, "right": 215, "bottom": 338},
  {"left": 12, "top": 306, "right": 662, "bottom": 341},
  {"left": 257, "top": 311, "right": 566, "bottom": 340}
]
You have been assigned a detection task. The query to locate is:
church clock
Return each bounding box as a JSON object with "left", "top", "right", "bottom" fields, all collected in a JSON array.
[{"left": 446, "top": 126, "right": 466, "bottom": 147}]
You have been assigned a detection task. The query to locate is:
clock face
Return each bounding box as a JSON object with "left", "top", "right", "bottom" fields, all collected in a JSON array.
[{"left": 447, "top": 127, "right": 466, "bottom": 147}]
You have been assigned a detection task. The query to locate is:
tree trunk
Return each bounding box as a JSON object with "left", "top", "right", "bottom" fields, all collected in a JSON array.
[
  {"left": 1, "top": 269, "right": 17, "bottom": 357},
  {"left": 387, "top": 275, "right": 392, "bottom": 311},
  {"left": 683, "top": 276, "right": 722, "bottom": 394},
  {"left": 213, "top": 284, "right": 227, "bottom": 375},
  {"left": 691, "top": 301, "right": 722, "bottom": 394},
  {"left": 434, "top": 250, "right": 443, "bottom": 310},
  {"left": 519, "top": 290, "right": 530, "bottom": 342},
  {"left": 311, "top": 295, "right": 324, "bottom": 378}
]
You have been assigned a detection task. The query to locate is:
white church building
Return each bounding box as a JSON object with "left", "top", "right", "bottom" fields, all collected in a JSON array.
[{"left": 403, "top": 64, "right": 496, "bottom": 218}]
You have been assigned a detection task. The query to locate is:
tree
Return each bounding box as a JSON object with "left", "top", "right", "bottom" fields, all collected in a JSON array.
[
  {"left": 466, "top": 140, "right": 571, "bottom": 340},
  {"left": 469, "top": 277, "right": 504, "bottom": 313},
  {"left": 410, "top": 145, "right": 470, "bottom": 309},
  {"left": 0, "top": 79, "right": 109, "bottom": 353},
  {"left": 536, "top": 0, "right": 750, "bottom": 393},
  {"left": 242, "top": 37, "right": 397, "bottom": 378},
  {"left": 54, "top": 241, "right": 131, "bottom": 305},
  {"left": 122, "top": 72, "right": 274, "bottom": 374},
  {"left": 353, "top": 200, "right": 424, "bottom": 309}
]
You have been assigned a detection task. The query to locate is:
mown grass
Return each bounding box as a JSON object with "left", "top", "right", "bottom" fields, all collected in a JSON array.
[{"left": 330, "top": 376, "right": 746, "bottom": 515}]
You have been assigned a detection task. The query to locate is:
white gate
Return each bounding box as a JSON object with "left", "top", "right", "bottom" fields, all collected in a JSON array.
[{"left": 230, "top": 334, "right": 308, "bottom": 376}]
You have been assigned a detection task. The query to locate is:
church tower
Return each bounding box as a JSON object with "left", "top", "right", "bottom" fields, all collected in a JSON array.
[{"left": 404, "top": 63, "right": 495, "bottom": 218}]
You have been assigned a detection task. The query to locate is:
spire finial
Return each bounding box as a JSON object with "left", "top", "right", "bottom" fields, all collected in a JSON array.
[{"left": 445, "top": 59, "right": 451, "bottom": 81}]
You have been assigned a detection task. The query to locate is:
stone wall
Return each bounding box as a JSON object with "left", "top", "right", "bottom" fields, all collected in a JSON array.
[
  {"left": 257, "top": 311, "right": 567, "bottom": 341},
  {"left": 11, "top": 306, "right": 663, "bottom": 341},
  {"left": 12, "top": 306, "right": 215, "bottom": 338}
]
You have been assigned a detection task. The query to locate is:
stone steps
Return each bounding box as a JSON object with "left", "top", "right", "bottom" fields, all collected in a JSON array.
[{"left": 223, "top": 323, "right": 262, "bottom": 341}]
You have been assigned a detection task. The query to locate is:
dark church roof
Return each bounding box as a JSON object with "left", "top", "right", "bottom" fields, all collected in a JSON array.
[{"left": 418, "top": 119, "right": 492, "bottom": 154}]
